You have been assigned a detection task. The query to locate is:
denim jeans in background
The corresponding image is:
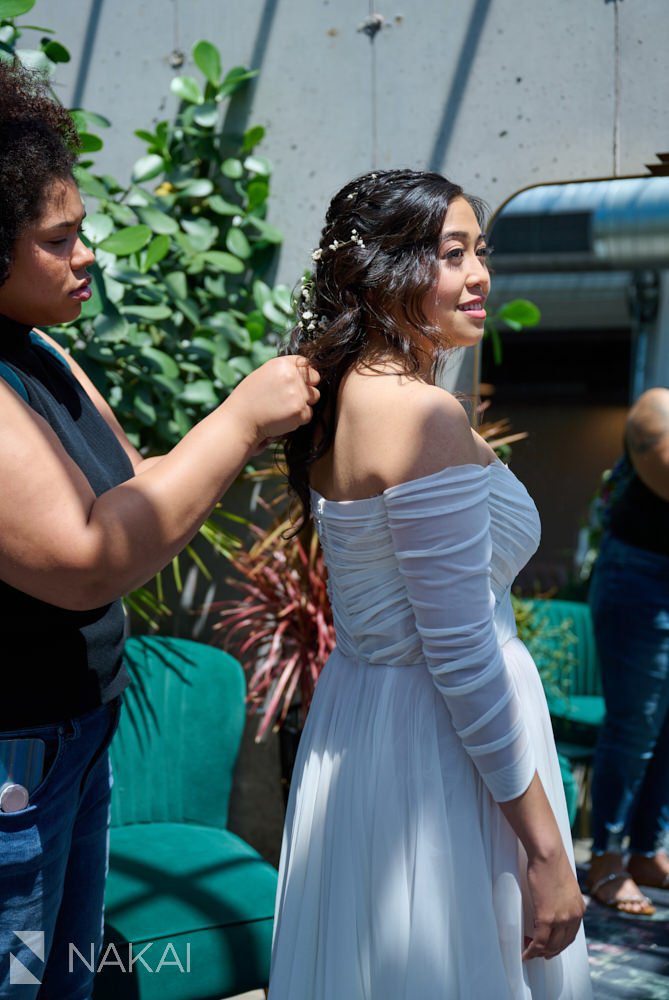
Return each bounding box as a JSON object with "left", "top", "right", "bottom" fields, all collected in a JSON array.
[
  {"left": 589, "top": 534, "right": 669, "bottom": 856},
  {"left": 0, "top": 699, "right": 120, "bottom": 999}
]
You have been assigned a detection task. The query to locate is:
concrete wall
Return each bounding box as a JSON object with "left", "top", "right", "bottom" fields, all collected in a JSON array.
[
  {"left": 36, "top": 0, "right": 669, "bottom": 399},
  {"left": 37, "top": 0, "right": 669, "bottom": 280}
]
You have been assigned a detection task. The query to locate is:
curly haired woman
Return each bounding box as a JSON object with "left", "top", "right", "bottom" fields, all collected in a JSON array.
[
  {"left": 269, "top": 170, "right": 592, "bottom": 999},
  {"left": 0, "top": 60, "right": 318, "bottom": 998}
]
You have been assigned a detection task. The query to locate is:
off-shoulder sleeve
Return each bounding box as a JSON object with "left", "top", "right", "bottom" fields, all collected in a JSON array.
[{"left": 383, "top": 465, "right": 536, "bottom": 802}]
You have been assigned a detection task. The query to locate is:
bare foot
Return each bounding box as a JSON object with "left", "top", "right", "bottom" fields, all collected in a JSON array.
[
  {"left": 587, "top": 852, "right": 655, "bottom": 915},
  {"left": 627, "top": 851, "right": 669, "bottom": 889}
]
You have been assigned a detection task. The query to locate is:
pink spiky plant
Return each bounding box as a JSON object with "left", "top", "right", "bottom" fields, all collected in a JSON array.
[{"left": 213, "top": 500, "right": 335, "bottom": 742}]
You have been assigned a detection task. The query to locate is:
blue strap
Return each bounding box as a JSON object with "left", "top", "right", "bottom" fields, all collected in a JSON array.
[
  {"left": 0, "top": 361, "right": 29, "bottom": 402},
  {"left": 29, "top": 331, "right": 71, "bottom": 372},
  {"left": 0, "top": 332, "right": 72, "bottom": 403}
]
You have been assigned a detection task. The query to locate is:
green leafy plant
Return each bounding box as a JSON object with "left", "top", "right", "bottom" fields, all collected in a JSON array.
[
  {"left": 512, "top": 597, "right": 576, "bottom": 704},
  {"left": 3, "top": 4, "right": 294, "bottom": 456},
  {"left": 61, "top": 47, "right": 292, "bottom": 454},
  {"left": 2, "top": 2, "right": 294, "bottom": 624},
  {"left": 484, "top": 298, "right": 541, "bottom": 365}
]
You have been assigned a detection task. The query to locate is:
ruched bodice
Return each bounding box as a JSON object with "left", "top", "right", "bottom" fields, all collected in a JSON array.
[{"left": 312, "top": 459, "right": 540, "bottom": 664}]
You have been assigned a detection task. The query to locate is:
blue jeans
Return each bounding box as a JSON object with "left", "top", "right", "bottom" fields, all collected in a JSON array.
[
  {"left": 0, "top": 699, "right": 120, "bottom": 999},
  {"left": 589, "top": 535, "right": 669, "bottom": 855}
]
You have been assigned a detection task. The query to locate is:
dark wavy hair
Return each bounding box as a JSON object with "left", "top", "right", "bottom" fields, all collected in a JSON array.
[
  {"left": 282, "top": 168, "right": 486, "bottom": 527},
  {"left": 0, "top": 59, "right": 80, "bottom": 287}
]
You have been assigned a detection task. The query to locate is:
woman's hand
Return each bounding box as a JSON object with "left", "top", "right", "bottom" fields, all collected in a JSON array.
[
  {"left": 226, "top": 355, "right": 320, "bottom": 451},
  {"left": 523, "top": 847, "right": 586, "bottom": 961}
]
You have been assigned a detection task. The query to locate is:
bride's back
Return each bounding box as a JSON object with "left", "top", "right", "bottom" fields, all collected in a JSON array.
[{"left": 309, "top": 365, "right": 494, "bottom": 504}]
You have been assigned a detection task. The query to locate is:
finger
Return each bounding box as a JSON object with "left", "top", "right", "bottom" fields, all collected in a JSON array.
[
  {"left": 522, "top": 923, "right": 551, "bottom": 962},
  {"left": 541, "top": 925, "right": 571, "bottom": 960},
  {"left": 296, "top": 357, "right": 321, "bottom": 385},
  {"left": 306, "top": 384, "right": 321, "bottom": 405}
]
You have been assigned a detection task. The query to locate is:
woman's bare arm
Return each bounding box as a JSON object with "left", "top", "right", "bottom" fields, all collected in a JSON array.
[
  {"left": 0, "top": 356, "right": 318, "bottom": 610},
  {"left": 626, "top": 387, "right": 669, "bottom": 501},
  {"left": 35, "top": 330, "right": 160, "bottom": 473}
]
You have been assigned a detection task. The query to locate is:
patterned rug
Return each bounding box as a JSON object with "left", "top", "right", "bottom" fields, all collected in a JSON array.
[{"left": 579, "top": 868, "right": 669, "bottom": 999}]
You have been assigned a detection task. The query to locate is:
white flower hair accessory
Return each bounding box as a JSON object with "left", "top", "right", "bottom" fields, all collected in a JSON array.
[{"left": 312, "top": 228, "right": 366, "bottom": 262}]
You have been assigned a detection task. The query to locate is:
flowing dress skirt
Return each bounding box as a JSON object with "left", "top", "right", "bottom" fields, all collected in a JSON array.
[{"left": 268, "top": 639, "right": 592, "bottom": 1000}]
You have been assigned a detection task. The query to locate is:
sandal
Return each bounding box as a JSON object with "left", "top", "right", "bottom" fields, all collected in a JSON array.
[
  {"left": 628, "top": 858, "right": 669, "bottom": 889},
  {"left": 588, "top": 871, "right": 656, "bottom": 916}
]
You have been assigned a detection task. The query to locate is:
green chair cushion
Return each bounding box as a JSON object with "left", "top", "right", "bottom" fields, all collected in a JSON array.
[
  {"left": 547, "top": 694, "right": 606, "bottom": 729},
  {"left": 111, "top": 637, "right": 246, "bottom": 830},
  {"left": 556, "top": 752, "right": 578, "bottom": 828},
  {"left": 96, "top": 822, "right": 278, "bottom": 1000}
]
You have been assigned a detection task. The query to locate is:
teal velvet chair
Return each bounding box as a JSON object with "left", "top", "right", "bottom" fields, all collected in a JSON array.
[
  {"left": 524, "top": 599, "right": 605, "bottom": 833},
  {"left": 93, "top": 636, "right": 278, "bottom": 1000}
]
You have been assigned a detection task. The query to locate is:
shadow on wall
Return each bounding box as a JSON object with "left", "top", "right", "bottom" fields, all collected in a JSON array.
[{"left": 428, "top": 0, "right": 493, "bottom": 172}]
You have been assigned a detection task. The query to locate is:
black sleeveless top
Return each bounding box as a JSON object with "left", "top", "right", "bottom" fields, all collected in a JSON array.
[
  {"left": 0, "top": 316, "right": 134, "bottom": 728},
  {"left": 609, "top": 443, "right": 669, "bottom": 557}
]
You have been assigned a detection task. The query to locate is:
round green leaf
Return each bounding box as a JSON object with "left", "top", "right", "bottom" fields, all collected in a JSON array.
[
  {"left": 225, "top": 227, "right": 251, "bottom": 259},
  {"left": 0, "top": 0, "right": 36, "bottom": 17},
  {"left": 82, "top": 213, "right": 114, "bottom": 245},
  {"left": 181, "top": 217, "right": 218, "bottom": 251},
  {"left": 222, "top": 158, "right": 243, "bottom": 179},
  {"left": 201, "top": 251, "right": 245, "bottom": 274},
  {"left": 41, "top": 39, "right": 69, "bottom": 63},
  {"left": 133, "top": 387, "right": 157, "bottom": 426},
  {"left": 78, "top": 132, "right": 103, "bottom": 153},
  {"left": 142, "top": 346, "right": 180, "bottom": 379},
  {"left": 143, "top": 234, "right": 170, "bottom": 271},
  {"left": 100, "top": 225, "right": 153, "bottom": 256},
  {"left": 170, "top": 75, "right": 203, "bottom": 104},
  {"left": 193, "top": 101, "right": 219, "bottom": 128},
  {"left": 247, "top": 216, "right": 282, "bottom": 244},
  {"left": 213, "top": 357, "right": 240, "bottom": 388},
  {"left": 262, "top": 300, "right": 289, "bottom": 327},
  {"left": 218, "top": 66, "right": 257, "bottom": 98},
  {"left": 193, "top": 40, "right": 222, "bottom": 86},
  {"left": 180, "top": 379, "right": 218, "bottom": 405},
  {"left": 252, "top": 280, "right": 272, "bottom": 310},
  {"left": 243, "top": 155, "right": 271, "bottom": 177},
  {"left": 165, "top": 271, "right": 188, "bottom": 300},
  {"left": 136, "top": 206, "right": 178, "bottom": 235},
  {"left": 228, "top": 355, "right": 253, "bottom": 377},
  {"left": 71, "top": 108, "right": 111, "bottom": 130},
  {"left": 122, "top": 303, "right": 172, "bottom": 320},
  {"left": 208, "top": 195, "right": 239, "bottom": 216},
  {"left": 175, "top": 178, "right": 214, "bottom": 198},
  {"left": 246, "top": 178, "right": 269, "bottom": 211},
  {"left": 242, "top": 125, "right": 265, "bottom": 153},
  {"left": 273, "top": 285, "right": 293, "bottom": 315},
  {"left": 132, "top": 154, "right": 165, "bottom": 182},
  {"left": 93, "top": 311, "right": 128, "bottom": 341},
  {"left": 497, "top": 298, "right": 541, "bottom": 328}
]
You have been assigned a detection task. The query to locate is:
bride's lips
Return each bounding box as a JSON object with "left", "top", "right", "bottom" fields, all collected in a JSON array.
[
  {"left": 457, "top": 298, "right": 486, "bottom": 320},
  {"left": 70, "top": 278, "right": 92, "bottom": 302}
]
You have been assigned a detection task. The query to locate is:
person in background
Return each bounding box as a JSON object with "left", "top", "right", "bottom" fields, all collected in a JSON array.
[
  {"left": 587, "top": 387, "right": 669, "bottom": 915},
  {"left": 0, "top": 59, "right": 319, "bottom": 998}
]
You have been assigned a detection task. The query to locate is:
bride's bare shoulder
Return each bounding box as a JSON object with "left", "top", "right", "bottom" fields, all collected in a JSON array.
[{"left": 340, "top": 370, "right": 480, "bottom": 488}]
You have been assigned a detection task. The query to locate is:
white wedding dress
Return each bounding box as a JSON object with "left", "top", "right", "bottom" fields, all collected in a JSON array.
[{"left": 268, "top": 460, "right": 592, "bottom": 999}]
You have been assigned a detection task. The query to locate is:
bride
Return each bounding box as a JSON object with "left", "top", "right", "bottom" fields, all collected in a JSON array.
[{"left": 269, "top": 169, "right": 592, "bottom": 999}]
